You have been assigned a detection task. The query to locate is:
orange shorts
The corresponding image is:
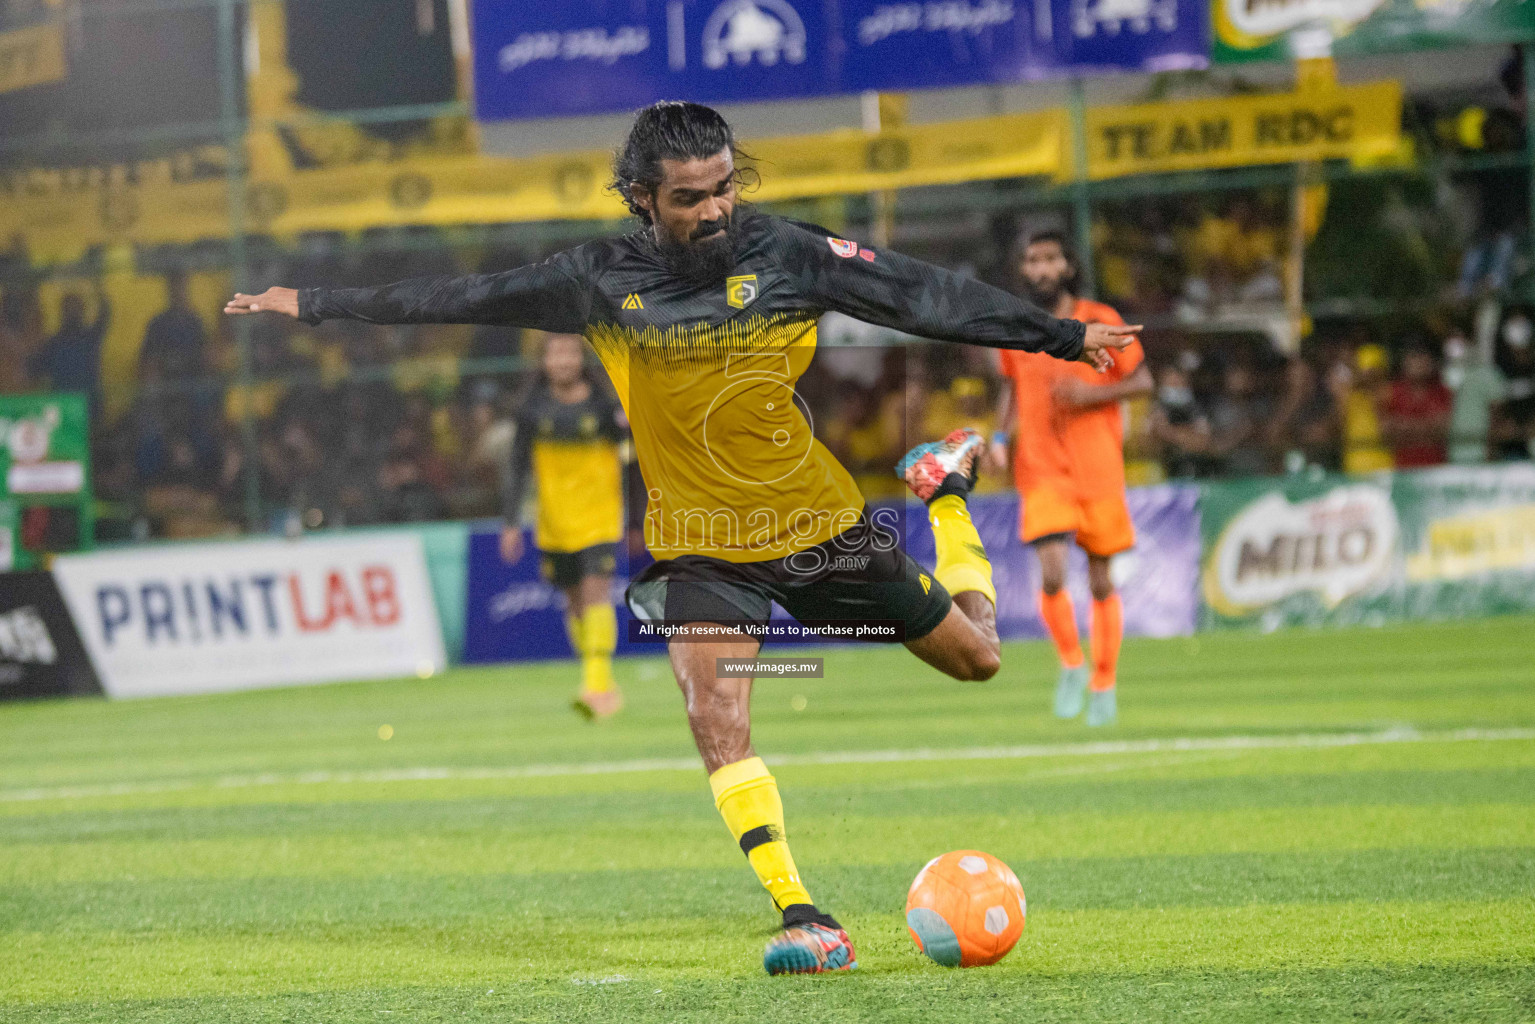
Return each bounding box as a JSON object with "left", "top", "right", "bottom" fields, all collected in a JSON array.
[{"left": 1019, "top": 485, "right": 1135, "bottom": 557}]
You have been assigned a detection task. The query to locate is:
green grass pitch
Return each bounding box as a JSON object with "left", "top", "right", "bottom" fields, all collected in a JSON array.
[{"left": 2, "top": 617, "right": 1533, "bottom": 1022}]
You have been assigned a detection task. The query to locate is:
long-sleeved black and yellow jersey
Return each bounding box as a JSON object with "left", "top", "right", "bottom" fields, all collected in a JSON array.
[
  {"left": 502, "top": 380, "right": 626, "bottom": 554},
  {"left": 300, "top": 213, "right": 1086, "bottom": 563}
]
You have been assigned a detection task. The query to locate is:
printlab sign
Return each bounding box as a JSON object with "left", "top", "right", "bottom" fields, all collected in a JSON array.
[{"left": 53, "top": 534, "right": 446, "bottom": 698}]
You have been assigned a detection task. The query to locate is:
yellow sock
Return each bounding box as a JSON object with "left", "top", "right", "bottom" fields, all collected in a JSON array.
[
  {"left": 928, "top": 494, "right": 996, "bottom": 604},
  {"left": 579, "top": 603, "right": 616, "bottom": 694},
  {"left": 565, "top": 611, "right": 585, "bottom": 656},
  {"left": 710, "top": 757, "right": 813, "bottom": 913}
]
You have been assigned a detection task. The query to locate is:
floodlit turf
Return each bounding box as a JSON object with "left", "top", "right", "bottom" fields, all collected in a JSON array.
[{"left": 1, "top": 617, "right": 1533, "bottom": 1023}]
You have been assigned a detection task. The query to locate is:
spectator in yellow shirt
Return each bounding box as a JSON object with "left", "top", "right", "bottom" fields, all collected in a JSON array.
[{"left": 1342, "top": 344, "right": 1395, "bottom": 474}]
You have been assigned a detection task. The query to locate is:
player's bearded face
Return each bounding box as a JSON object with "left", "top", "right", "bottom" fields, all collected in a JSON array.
[
  {"left": 647, "top": 151, "right": 740, "bottom": 284},
  {"left": 1020, "top": 243, "right": 1071, "bottom": 306},
  {"left": 655, "top": 208, "right": 739, "bottom": 283}
]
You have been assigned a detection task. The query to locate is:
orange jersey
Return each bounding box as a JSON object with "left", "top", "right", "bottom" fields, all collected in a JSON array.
[{"left": 998, "top": 298, "right": 1144, "bottom": 502}]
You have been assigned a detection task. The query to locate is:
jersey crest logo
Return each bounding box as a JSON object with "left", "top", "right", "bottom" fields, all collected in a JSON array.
[
  {"left": 827, "top": 237, "right": 859, "bottom": 258},
  {"left": 919, "top": 572, "right": 932, "bottom": 594},
  {"left": 622, "top": 292, "right": 644, "bottom": 310},
  {"left": 725, "top": 274, "right": 758, "bottom": 309}
]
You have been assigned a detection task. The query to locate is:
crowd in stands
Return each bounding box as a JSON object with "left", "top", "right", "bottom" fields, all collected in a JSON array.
[
  {"left": 1144, "top": 317, "right": 1535, "bottom": 482},
  {"left": 810, "top": 312, "right": 1535, "bottom": 499},
  {"left": 3, "top": 225, "right": 1535, "bottom": 542},
  {"left": 1088, "top": 48, "right": 1531, "bottom": 322},
  {"left": 0, "top": 240, "right": 527, "bottom": 538},
  {"left": 4, "top": 43, "right": 1530, "bottom": 542},
  {"left": 1092, "top": 192, "right": 1289, "bottom": 321}
]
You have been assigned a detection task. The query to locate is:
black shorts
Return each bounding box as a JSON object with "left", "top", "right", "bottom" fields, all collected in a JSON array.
[
  {"left": 541, "top": 542, "right": 619, "bottom": 588},
  {"left": 624, "top": 511, "right": 951, "bottom": 644}
]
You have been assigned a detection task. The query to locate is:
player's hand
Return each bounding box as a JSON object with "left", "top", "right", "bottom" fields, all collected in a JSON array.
[
  {"left": 224, "top": 287, "right": 299, "bottom": 318},
  {"left": 499, "top": 526, "right": 524, "bottom": 564},
  {"left": 1080, "top": 322, "right": 1140, "bottom": 373}
]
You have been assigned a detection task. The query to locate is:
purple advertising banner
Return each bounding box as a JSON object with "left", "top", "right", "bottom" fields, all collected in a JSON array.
[
  {"left": 463, "top": 529, "right": 656, "bottom": 663},
  {"left": 897, "top": 485, "right": 1201, "bottom": 641},
  {"left": 464, "top": 485, "right": 1199, "bottom": 663}
]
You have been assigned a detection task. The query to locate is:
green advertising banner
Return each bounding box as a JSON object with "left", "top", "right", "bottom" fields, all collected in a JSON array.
[
  {"left": 1200, "top": 464, "right": 1535, "bottom": 629},
  {"left": 1214, "top": 0, "right": 1535, "bottom": 63},
  {"left": 0, "top": 393, "right": 93, "bottom": 570}
]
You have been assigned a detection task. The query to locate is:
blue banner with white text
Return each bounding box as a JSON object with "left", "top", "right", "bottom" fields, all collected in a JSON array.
[{"left": 471, "top": 0, "right": 1208, "bottom": 121}]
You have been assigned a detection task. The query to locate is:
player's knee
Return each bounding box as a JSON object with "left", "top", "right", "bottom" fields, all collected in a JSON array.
[
  {"left": 1040, "top": 574, "right": 1065, "bottom": 596},
  {"left": 1086, "top": 555, "right": 1116, "bottom": 600},
  {"left": 678, "top": 677, "right": 718, "bottom": 720},
  {"left": 680, "top": 675, "right": 740, "bottom": 721}
]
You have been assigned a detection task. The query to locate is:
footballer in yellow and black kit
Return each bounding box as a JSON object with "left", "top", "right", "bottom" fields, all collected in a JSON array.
[
  {"left": 233, "top": 98, "right": 1127, "bottom": 978},
  {"left": 291, "top": 203, "right": 1093, "bottom": 974},
  {"left": 503, "top": 379, "right": 626, "bottom": 588},
  {"left": 499, "top": 332, "right": 630, "bottom": 718},
  {"left": 296, "top": 212, "right": 1087, "bottom": 637}
]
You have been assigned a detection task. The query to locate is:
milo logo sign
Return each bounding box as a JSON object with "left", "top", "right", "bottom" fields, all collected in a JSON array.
[{"left": 1203, "top": 484, "right": 1398, "bottom": 616}]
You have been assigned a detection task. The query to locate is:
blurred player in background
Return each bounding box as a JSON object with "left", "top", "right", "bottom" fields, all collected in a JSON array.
[
  {"left": 991, "top": 231, "right": 1151, "bottom": 727},
  {"left": 500, "top": 333, "right": 629, "bottom": 719},
  {"left": 225, "top": 101, "right": 1135, "bottom": 975}
]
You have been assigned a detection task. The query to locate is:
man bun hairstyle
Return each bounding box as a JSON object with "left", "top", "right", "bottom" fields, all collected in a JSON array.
[{"left": 610, "top": 101, "right": 753, "bottom": 223}]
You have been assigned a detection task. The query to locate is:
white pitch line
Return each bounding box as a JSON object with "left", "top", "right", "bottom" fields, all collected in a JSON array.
[{"left": 3, "top": 726, "right": 1532, "bottom": 805}]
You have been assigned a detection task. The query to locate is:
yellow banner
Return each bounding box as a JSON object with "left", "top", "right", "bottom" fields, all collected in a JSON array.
[
  {"left": 0, "top": 161, "right": 231, "bottom": 260},
  {"left": 750, "top": 111, "right": 1065, "bottom": 200},
  {"left": 1405, "top": 504, "right": 1535, "bottom": 581},
  {"left": 0, "top": 86, "right": 1405, "bottom": 261},
  {"left": 1082, "top": 80, "right": 1403, "bottom": 180},
  {"left": 250, "top": 110, "right": 1066, "bottom": 233},
  {"left": 0, "top": 21, "right": 66, "bottom": 96},
  {"left": 249, "top": 150, "right": 624, "bottom": 233},
  {"left": 0, "top": 110, "right": 1066, "bottom": 259}
]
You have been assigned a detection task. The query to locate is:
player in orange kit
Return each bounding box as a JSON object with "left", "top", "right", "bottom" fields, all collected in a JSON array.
[{"left": 991, "top": 231, "right": 1152, "bottom": 726}]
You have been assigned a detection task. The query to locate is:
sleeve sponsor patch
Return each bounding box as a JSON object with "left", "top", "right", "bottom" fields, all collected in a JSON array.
[{"left": 827, "top": 237, "right": 859, "bottom": 258}]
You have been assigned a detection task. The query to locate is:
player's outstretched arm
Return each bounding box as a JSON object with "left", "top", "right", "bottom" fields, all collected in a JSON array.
[
  {"left": 775, "top": 218, "right": 1138, "bottom": 367},
  {"left": 224, "top": 288, "right": 299, "bottom": 317},
  {"left": 222, "top": 251, "right": 593, "bottom": 332}
]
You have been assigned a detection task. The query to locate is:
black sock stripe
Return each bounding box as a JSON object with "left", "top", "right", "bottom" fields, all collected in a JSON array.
[
  {"left": 738, "top": 824, "right": 785, "bottom": 856},
  {"left": 780, "top": 903, "right": 822, "bottom": 927},
  {"left": 926, "top": 472, "right": 974, "bottom": 505}
]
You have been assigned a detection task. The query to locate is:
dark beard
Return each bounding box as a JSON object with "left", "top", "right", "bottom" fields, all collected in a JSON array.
[
  {"left": 1023, "top": 278, "right": 1064, "bottom": 309},
  {"left": 655, "top": 214, "right": 740, "bottom": 285}
]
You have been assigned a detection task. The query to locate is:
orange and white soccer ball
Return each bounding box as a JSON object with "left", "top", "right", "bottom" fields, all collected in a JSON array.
[{"left": 905, "top": 850, "right": 1026, "bottom": 967}]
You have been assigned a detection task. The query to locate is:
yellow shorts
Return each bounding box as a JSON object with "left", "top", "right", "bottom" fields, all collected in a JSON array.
[{"left": 1019, "top": 485, "right": 1135, "bottom": 558}]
